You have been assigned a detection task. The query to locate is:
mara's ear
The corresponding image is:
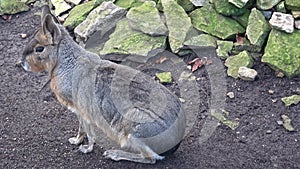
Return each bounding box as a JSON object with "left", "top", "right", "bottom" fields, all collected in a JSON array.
[
  {"left": 41, "top": 5, "right": 51, "bottom": 19},
  {"left": 41, "top": 5, "right": 59, "bottom": 24},
  {"left": 42, "top": 14, "right": 62, "bottom": 44}
]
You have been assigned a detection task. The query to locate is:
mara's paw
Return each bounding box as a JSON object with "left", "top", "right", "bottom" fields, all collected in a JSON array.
[
  {"left": 79, "top": 144, "right": 93, "bottom": 154},
  {"left": 68, "top": 137, "right": 83, "bottom": 145},
  {"left": 103, "top": 150, "right": 120, "bottom": 161}
]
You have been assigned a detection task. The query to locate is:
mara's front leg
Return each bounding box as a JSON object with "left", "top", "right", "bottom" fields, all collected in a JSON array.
[
  {"left": 78, "top": 119, "right": 96, "bottom": 153},
  {"left": 68, "top": 115, "right": 86, "bottom": 145},
  {"left": 68, "top": 114, "right": 95, "bottom": 153}
]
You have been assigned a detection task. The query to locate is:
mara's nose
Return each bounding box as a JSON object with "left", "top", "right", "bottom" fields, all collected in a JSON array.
[{"left": 16, "top": 59, "right": 30, "bottom": 71}]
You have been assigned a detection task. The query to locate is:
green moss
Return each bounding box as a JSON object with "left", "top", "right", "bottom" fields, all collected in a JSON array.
[
  {"left": 156, "top": 72, "right": 172, "bottom": 83},
  {"left": 63, "top": 0, "right": 96, "bottom": 28}
]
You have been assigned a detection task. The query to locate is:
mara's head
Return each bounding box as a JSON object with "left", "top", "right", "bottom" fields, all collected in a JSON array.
[{"left": 21, "top": 5, "right": 62, "bottom": 73}]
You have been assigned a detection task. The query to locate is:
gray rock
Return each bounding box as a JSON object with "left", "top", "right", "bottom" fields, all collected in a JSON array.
[
  {"left": 295, "top": 20, "right": 300, "bottom": 29},
  {"left": 238, "top": 66, "right": 257, "bottom": 81},
  {"left": 74, "top": 2, "right": 126, "bottom": 45},
  {"left": 269, "top": 12, "right": 294, "bottom": 33},
  {"left": 227, "top": 92, "right": 235, "bottom": 99},
  {"left": 51, "top": 0, "right": 72, "bottom": 16},
  {"left": 126, "top": 1, "right": 168, "bottom": 36},
  {"left": 256, "top": 0, "right": 281, "bottom": 10},
  {"left": 246, "top": 8, "right": 271, "bottom": 49},
  {"left": 162, "top": 0, "right": 191, "bottom": 53},
  {"left": 100, "top": 18, "right": 166, "bottom": 57},
  {"left": 261, "top": 10, "right": 273, "bottom": 20}
]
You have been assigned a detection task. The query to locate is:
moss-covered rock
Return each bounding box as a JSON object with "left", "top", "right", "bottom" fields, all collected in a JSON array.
[
  {"left": 189, "top": 5, "right": 245, "bottom": 40},
  {"left": 176, "top": 0, "right": 194, "bottom": 12},
  {"left": 285, "top": 0, "right": 300, "bottom": 10},
  {"left": 232, "top": 9, "right": 250, "bottom": 28},
  {"left": 262, "top": 29, "right": 300, "bottom": 78},
  {"left": 114, "top": 0, "right": 143, "bottom": 10},
  {"left": 232, "top": 37, "right": 261, "bottom": 54},
  {"left": 127, "top": 1, "right": 168, "bottom": 36},
  {"left": 184, "top": 34, "right": 216, "bottom": 48},
  {"left": 246, "top": 8, "right": 271, "bottom": 49},
  {"left": 64, "top": 0, "right": 96, "bottom": 28},
  {"left": 256, "top": 0, "right": 281, "bottom": 10},
  {"left": 162, "top": 0, "right": 191, "bottom": 53},
  {"left": 0, "top": 0, "right": 29, "bottom": 15},
  {"left": 212, "top": 0, "right": 254, "bottom": 16},
  {"left": 281, "top": 95, "right": 300, "bottom": 106},
  {"left": 225, "top": 51, "right": 253, "bottom": 78},
  {"left": 100, "top": 19, "right": 166, "bottom": 56},
  {"left": 276, "top": 1, "right": 286, "bottom": 13},
  {"left": 229, "top": 0, "right": 250, "bottom": 8},
  {"left": 216, "top": 40, "right": 233, "bottom": 59}
]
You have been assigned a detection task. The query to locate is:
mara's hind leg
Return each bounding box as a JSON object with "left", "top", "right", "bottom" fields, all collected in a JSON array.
[
  {"left": 103, "top": 135, "right": 164, "bottom": 164},
  {"left": 68, "top": 116, "right": 86, "bottom": 145}
]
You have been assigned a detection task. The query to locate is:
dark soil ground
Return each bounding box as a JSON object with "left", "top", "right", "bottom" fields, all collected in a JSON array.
[{"left": 1, "top": 7, "right": 300, "bottom": 169}]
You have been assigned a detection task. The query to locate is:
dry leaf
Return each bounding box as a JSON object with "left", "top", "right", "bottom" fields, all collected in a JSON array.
[
  {"left": 188, "top": 57, "right": 212, "bottom": 72},
  {"left": 2, "top": 15, "right": 12, "bottom": 21},
  {"left": 236, "top": 34, "right": 244, "bottom": 44},
  {"left": 156, "top": 56, "right": 168, "bottom": 64}
]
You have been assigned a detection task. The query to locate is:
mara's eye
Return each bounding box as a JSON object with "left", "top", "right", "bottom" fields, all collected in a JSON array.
[{"left": 35, "top": 46, "right": 45, "bottom": 52}]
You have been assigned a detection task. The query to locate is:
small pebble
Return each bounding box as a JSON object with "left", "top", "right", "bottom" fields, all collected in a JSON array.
[
  {"left": 20, "top": 33, "right": 27, "bottom": 38},
  {"left": 179, "top": 98, "right": 186, "bottom": 103},
  {"left": 268, "top": 90, "right": 274, "bottom": 94},
  {"left": 276, "top": 71, "right": 284, "bottom": 78},
  {"left": 271, "top": 99, "right": 277, "bottom": 103},
  {"left": 277, "top": 120, "right": 283, "bottom": 125},
  {"left": 227, "top": 92, "right": 235, "bottom": 99},
  {"left": 266, "top": 130, "right": 272, "bottom": 134}
]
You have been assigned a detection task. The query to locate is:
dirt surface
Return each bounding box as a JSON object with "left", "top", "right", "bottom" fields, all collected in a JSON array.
[{"left": 1, "top": 8, "right": 300, "bottom": 169}]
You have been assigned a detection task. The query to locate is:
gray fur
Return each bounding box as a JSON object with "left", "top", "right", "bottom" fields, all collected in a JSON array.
[{"left": 21, "top": 5, "right": 186, "bottom": 164}]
